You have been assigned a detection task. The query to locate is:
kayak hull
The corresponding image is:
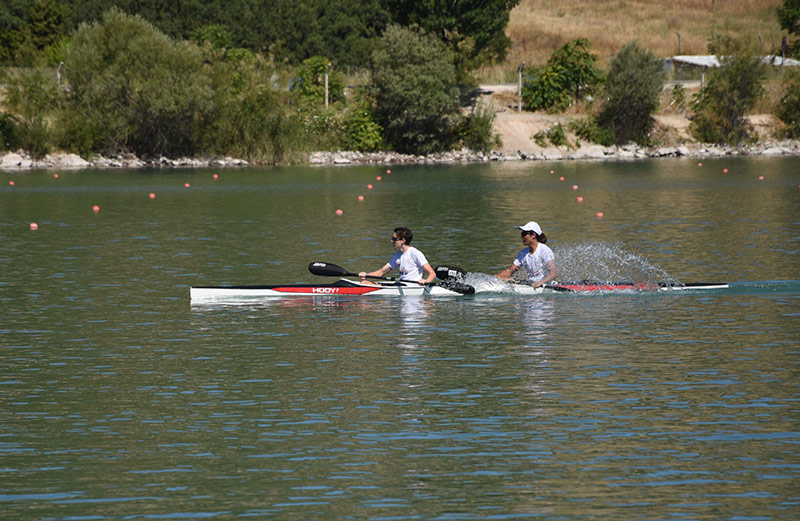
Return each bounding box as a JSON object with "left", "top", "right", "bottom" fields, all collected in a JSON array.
[
  {"left": 190, "top": 278, "right": 730, "bottom": 303},
  {"left": 191, "top": 278, "right": 465, "bottom": 303}
]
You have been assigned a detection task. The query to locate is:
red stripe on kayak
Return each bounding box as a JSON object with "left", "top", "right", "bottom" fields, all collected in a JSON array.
[
  {"left": 270, "top": 286, "right": 383, "bottom": 295},
  {"left": 554, "top": 283, "right": 646, "bottom": 291}
]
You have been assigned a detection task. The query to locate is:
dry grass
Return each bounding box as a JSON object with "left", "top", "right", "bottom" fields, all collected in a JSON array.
[{"left": 476, "top": 0, "right": 785, "bottom": 82}]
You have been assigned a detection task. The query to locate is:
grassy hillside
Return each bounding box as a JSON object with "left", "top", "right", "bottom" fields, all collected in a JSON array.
[{"left": 478, "top": 0, "right": 785, "bottom": 82}]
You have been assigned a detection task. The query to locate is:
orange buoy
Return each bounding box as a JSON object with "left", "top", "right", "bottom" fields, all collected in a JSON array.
[
  {"left": 357, "top": 195, "right": 364, "bottom": 201},
  {"left": 335, "top": 209, "right": 343, "bottom": 216},
  {"left": 30, "top": 222, "right": 38, "bottom": 230},
  {"left": 576, "top": 196, "right": 583, "bottom": 203},
  {"left": 596, "top": 212, "right": 604, "bottom": 218},
  {"left": 92, "top": 205, "right": 100, "bottom": 213}
]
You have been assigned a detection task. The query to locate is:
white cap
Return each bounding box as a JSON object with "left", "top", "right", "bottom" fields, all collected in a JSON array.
[{"left": 517, "top": 221, "right": 542, "bottom": 235}]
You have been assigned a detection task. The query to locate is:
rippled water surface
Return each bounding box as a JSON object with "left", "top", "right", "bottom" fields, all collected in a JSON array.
[{"left": 1, "top": 158, "right": 799, "bottom": 520}]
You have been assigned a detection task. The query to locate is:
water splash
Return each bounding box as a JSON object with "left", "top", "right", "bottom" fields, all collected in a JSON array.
[
  {"left": 464, "top": 272, "right": 517, "bottom": 293},
  {"left": 552, "top": 242, "right": 681, "bottom": 286},
  {"left": 458, "top": 242, "right": 682, "bottom": 293}
]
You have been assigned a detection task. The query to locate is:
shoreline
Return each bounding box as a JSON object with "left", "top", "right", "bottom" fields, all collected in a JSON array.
[{"left": 2, "top": 140, "right": 799, "bottom": 171}]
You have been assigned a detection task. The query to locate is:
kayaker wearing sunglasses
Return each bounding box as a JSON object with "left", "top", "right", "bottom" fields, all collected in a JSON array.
[
  {"left": 495, "top": 221, "right": 558, "bottom": 288},
  {"left": 359, "top": 227, "right": 436, "bottom": 285}
]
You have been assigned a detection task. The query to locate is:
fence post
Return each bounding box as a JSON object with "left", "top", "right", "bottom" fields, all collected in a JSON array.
[
  {"left": 324, "top": 63, "right": 331, "bottom": 109},
  {"left": 517, "top": 62, "right": 525, "bottom": 112}
]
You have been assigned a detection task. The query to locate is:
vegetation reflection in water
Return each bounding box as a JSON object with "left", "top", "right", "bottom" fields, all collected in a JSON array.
[{"left": 0, "top": 157, "right": 798, "bottom": 520}]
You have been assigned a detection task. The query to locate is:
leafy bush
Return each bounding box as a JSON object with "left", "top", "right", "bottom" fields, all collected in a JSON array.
[
  {"left": 455, "top": 103, "right": 499, "bottom": 153},
  {"left": 776, "top": 70, "right": 800, "bottom": 137},
  {"left": 342, "top": 103, "right": 384, "bottom": 152},
  {"left": 690, "top": 37, "right": 766, "bottom": 144},
  {"left": 0, "top": 113, "right": 21, "bottom": 152},
  {"left": 670, "top": 84, "right": 688, "bottom": 112},
  {"left": 292, "top": 56, "right": 345, "bottom": 105},
  {"left": 598, "top": 42, "right": 664, "bottom": 145},
  {"left": 533, "top": 124, "right": 569, "bottom": 148},
  {"left": 777, "top": 0, "right": 800, "bottom": 57},
  {"left": 60, "top": 8, "right": 214, "bottom": 157},
  {"left": 202, "top": 51, "right": 306, "bottom": 164},
  {"left": 371, "top": 25, "right": 461, "bottom": 155},
  {"left": 521, "top": 38, "right": 603, "bottom": 113},
  {"left": 2, "top": 67, "right": 59, "bottom": 158},
  {"left": 569, "top": 116, "right": 614, "bottom": 146}
]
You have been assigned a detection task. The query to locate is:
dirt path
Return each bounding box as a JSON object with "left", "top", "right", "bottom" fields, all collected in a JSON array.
[{"left": 480, "top": 84, "right": 780, "bottom": 153}]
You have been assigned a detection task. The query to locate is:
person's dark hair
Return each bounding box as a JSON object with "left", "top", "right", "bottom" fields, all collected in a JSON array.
[
  {"left": 394, "top": 227, "right": 413, "bottom": 244},
  {"left": 536, "top": 232, "right": 547, "bottom": 244}
]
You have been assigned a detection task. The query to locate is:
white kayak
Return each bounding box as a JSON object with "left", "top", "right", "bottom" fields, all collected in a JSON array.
[
  {"left": 190, "top": 278, "right": 468, "bottom": 303},
  {"left": 190, "top": 262, "right": 729, "bottom": 304}
]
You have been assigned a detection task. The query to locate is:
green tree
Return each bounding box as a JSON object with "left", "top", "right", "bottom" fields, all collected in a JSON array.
[
  {"left": 598, "top": 42, "right": 665, "bottom": 145},
  {"left": 777, "top": 0, "right": 800, "bottom": 57},
  {"left": 522, "top": 38, "right": 603, "bottom": 113},
  {"left": 60, "top": 8, "right": 214, "bottom": 157},
  {"left": 193, "top": 23, "right": 232, "bottom": 49},
  {"left": 2, "top": 67, "right": 60, "bottom": 158},
  {"left": 690, "top": 37, "right": 766, "bottom": 145},
  {"left": 293, "top": 56, "right": 345, "bottom": 105},
  {"left": 341, "top": 102, "right": 384, "bottom": 152},
  {"left": 371, "top": 25, "right": 461, "bottom": 155},
  {"left": 776, "top": 70, "right": 800, "bottom": 137},
  {"left": 0, "top": 0, "right": 31, "bottom": 64},
  {"left": 386, "top": 0, "right": 520, "bottom": 67}
]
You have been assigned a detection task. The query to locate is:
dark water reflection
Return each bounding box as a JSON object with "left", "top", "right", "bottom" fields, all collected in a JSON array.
[{"left": 1, "top": 158, "right": 799, "bottom": 520}]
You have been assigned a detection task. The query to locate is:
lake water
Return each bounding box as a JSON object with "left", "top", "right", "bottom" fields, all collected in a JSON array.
[{"left": 1, "top": 157, "right": 799, "bottom": 520}]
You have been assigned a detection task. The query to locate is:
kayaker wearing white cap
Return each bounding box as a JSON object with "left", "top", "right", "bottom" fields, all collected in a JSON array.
[{"left": 495, "top": 221, "right": 558, "bottom": 288}]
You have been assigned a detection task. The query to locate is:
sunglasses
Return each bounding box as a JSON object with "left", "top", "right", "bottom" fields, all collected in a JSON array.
[
  {"left": 391, "top": 236, "right": 402, "bottom": 242},
  {"left": 521, "top": 231, "right": 534, "bottom": 237}
]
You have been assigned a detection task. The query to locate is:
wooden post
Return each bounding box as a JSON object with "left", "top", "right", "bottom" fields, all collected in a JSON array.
[
  {"left": 676, "top": 32, "right": 682, "bottom": 54},
  {"left": 781, "top": 36, "right": 787, "bottom": 81},
  {"left": 324, "top": 63, "right": 331, "bottom": 109},
  {"left": 517, "top": 62, "right": 525, "bottom": 112}
]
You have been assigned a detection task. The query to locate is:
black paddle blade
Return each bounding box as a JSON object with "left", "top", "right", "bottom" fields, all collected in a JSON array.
[
  {"left": 435, "top": 265, "right": 467, "bottom": 281},
  {"left": 439, "top": 279, "right": 476, "bottom": 295},
  {"left": 308, "top": 262, "right": 350, "bottom": 277}
]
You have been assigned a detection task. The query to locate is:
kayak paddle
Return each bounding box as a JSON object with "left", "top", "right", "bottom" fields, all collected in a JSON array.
[
  {"left": 435, "top": 264, "right": 573, "bottom": 292},
  {"left": 309, "top": 261, "right": 396, "bottom": 281},
  {"left": 310, "top": 262, "right": 475, "bottom": 295}
]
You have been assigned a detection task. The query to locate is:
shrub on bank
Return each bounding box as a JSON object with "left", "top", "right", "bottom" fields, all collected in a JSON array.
[
  {"left": 2, "top": 67, "right": 59, "bottom": 159},
  {"left": 60, "top": 8, "right": 214, "bottom": 157},
  {"left": 690, "top": 37, "right": 766, "bottom": 145},
  {"left": 598, "top": 42, "right": 664, "bottom": 146},
  {"left": 521, "top": 38, "right": 603, "bottom": 113},
  {"left": 776, "top": 70, "right": 800, "bottom": 138},
  {"left": 371, "top": 25, "right": 461, "bottom": 155}
]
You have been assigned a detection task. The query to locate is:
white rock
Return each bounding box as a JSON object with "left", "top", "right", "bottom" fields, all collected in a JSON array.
[
  {"left": 540, "top": 147, "right": 563, "bottom": 160},
  {"left": 0, "top": 153, "right": 32, "bottom": 168},
  {"left": 761, "top": 146, "right": 784, "bottom": 156}
]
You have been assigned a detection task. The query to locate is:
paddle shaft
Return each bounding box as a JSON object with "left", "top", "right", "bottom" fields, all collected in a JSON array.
[
  {"left": 310, "top": 262, "right": 475, "bottom": 294},
  {"left": 309, "top": 262, "right": 396, "bottom": 281}
]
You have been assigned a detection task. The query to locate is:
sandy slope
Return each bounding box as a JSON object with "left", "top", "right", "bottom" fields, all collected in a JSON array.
[{"left": 481, "top": 84, "right": 781, "bottom": 154}]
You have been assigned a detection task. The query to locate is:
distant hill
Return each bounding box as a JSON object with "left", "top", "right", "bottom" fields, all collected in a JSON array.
[{"left": 479, "top": 0, "right": 785, "bottom": 81}]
